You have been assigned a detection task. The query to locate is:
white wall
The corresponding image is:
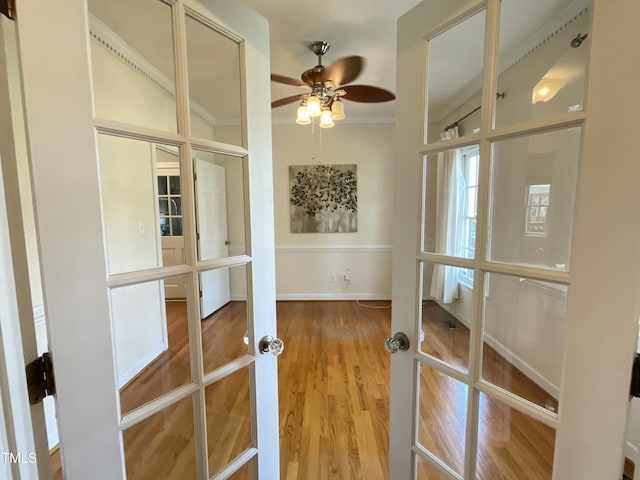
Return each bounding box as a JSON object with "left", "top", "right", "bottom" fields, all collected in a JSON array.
[
  {"left": 426, "top": 7, "right": 590, "bottom": 399},
  {"left": 627, "top": 398, "right": 640, "bottom": 467},
  {"left": 109, "top": 281, "right": 167, "bottom": 388},
  {"left": 272, "top": 123, "right": 394, "bottom": 299}
]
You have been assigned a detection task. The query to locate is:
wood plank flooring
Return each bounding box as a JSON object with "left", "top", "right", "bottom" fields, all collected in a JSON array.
[{"left": 51, "top": 300, "right": 558, "bottom": 479}]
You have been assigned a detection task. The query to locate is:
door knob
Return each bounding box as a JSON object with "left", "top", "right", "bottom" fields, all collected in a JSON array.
[
  {"left": 259, "top": 336, "right": 284, "bottom": 356},
  {"left": 385, "top": 332, "right": 410, "bottom": 354}
]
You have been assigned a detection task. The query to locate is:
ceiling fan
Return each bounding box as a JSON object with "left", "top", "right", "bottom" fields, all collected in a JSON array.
[{"left": 270, "top": 41, "right": 395, "bottom": 127}]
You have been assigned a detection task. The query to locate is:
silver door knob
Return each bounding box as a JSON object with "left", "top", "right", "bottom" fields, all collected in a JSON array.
[
  {"left": 385, "top": 332, "right": 410, "bottom": 354},
  {"left": 259, "top": 336, "right": 284, "bottom": 356}
]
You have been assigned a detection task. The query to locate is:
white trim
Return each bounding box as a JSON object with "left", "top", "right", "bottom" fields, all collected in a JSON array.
[
  {"left": 432, "top": 0, "right": 590, "bottom": 123},
  {"left": 498, "top": 1, "right": 590, "bottom": 77},
  {"left": 624, "top": 440, "right": 638, "bottom": 466},
  {"left": 453, "top": 307, "right": 560, "bottom": 400},
  {"left": 271, "top": 117, "right": 395, "bottom": 127},
  {"left": 117, "top": 342, "right": 166, "bottom": 389},
  {"left": 276, "top": 293, "right": 391, "bottom": 301},
  {"left": 483, "top": 333, "right": 560, "bottom": 400},
  {"left": 275, "top": 244, "right": 392, "bottom": 254},
  {"left": 89, "top": 15, "right": 217, "bottom": 127}
]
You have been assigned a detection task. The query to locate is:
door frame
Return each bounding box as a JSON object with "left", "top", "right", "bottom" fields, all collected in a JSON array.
[
  {"left": 0, "top": 14, "right": 51, "bottom": 479},
  {"left": 12, "top": 0, "right": 279, "bottom": 478},
  {"left": 390, "top": 0, "right": 640, "bottom": 478}
]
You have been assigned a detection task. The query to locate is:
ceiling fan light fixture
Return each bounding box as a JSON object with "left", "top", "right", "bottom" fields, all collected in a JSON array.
[
  {"left": 331, "top": 99, "right": 345, "bottom": 121},
  {"left": 319, "top": 108, "right": 334, "bottom": 128},
  {"left": 296, "top": 103, "right": 311, "bottom": 125},
  {"left": 306, "top": 95, "right": 322, "bottom": 117}
]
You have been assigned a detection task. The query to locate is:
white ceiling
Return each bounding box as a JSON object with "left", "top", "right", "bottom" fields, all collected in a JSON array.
[
  {"left": 239, "top": 0, "right": 422, "bottom": 122},
  {"left": 89, "top": 0, "right": 588, "bottom": 124},
  {"left": 240, "top": 0, "right": 588, "bottom": 123}
]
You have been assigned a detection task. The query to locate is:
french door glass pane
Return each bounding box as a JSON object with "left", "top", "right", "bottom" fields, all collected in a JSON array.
[
  {"left": 425, "top": 10, "right": 486, "bottom": 143},
  {"left": 420, "top": 262, "right": 473, "bottom": 372},
  {"left": 185, "top": 14, "right": 243, "bottom": 146},
  {"left": 417, "top": 363, "right": 467, "bottom": 477},
  {"left": 206, "top": 367, "right": 253, "bottom": 477},
  {"left": 112, "top": 276, "right": 192, "bottom": 415},
  {"left": 477, "top": 393, "right": 555, "bottom": 480},
  {"left": 158, "top": 176, "right": 168, "bottom": 195},
  {"left": 170, "top": 175, "right": 181, "bottom": 194},
  {"left": 123, "top": 394, "right": 196, "bottom": 479},
  {"left": 159, "top": 197, "right": 169, "bottom": 215},
  {"left": 97, "top": 135, "right": 186, "bottom": 274},
  {"left": 201, "top": 264, "right": 250, "bottom": 373},
  {"left": 488, "top": 128, "right": 580, "bottom": 270},
  {"left": 171, "top": 217, "right": 183, "bottom": 236},
  {"left": 481, "top": 272, "right": 567, "bottom": 411},
  {"left": 88, "top": 0, "right": 178, "bottom": 133},
  {"left": 494, "top": 0, "right": 591, "bottom": 129},
  {"left": 227, "top": 459, "right": 254, "bottom": 479},
  {"left": 416, "top": 456, "right": 452, "bottom": 480},
  {"left": 423, "top": 147, "right": 479, "bottom": 258},
  {"left": 194, "top": 150, "right": 247, "bottom": 261}
]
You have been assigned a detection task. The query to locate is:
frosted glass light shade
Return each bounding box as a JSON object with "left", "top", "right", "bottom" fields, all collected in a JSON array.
[
  {"left": 306, "top": 95, "right": 321, "bottom": 117},
  {"left": 331, "top": 99, "right": 345, "bottom": 120},
  {"left": 320, "top": 109, "right": 334, "bottom": 128},
  {"left": 296, "top": 104, "right": 311, "bottom": 124}
]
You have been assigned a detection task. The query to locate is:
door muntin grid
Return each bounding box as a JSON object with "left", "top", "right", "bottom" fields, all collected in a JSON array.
[
  {"left": 414, "top": 0, "right": 590, "bottom": 478},
  {"left": 88, "top": 0, "right": 257, "bottom": 477}
]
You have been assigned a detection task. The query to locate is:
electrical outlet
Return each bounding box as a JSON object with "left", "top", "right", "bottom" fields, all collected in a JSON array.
[
  {"left": 343, "top": 269, "right": 351, "bottom": 283},
  {"left": 330, "top": 273, "right": 338, "bottom": 283}
]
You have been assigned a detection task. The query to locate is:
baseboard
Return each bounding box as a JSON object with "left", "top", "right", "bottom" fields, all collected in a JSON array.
[
  {"left": 483, "top": 333, "right": 560, "bottom": 400},
  {"left": 117, "top": 342, "right": 167, "bottom": 389},
  {"left": 453, "top": 308, "right": 560, "bottom": 400},
  {"left": 276, "top": 293, "right": 391, "bottom": 301},
  {"left": 625, "top": 440, "right": 639, "bottom": 464}
]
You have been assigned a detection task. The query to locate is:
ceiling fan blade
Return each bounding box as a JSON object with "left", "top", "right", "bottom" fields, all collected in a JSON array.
[
  {"left": 271, "top": 73, "right": 307, "bottom": 87},
  {"left": 271, "top": 94, "right": 303, "bottom": 108},
  {"left": 323, "top": 56, "right": 364, "bottom": 86},
  {"left": 342, "top": 85, "right": 396, "bottom": 103}
]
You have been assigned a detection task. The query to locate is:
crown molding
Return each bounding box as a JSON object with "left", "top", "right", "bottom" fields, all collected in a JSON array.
[
  {"left": 432, "top": 0, "right": 590, "bottom": 123},
  {"left": 88, "top": 14, "right": 218, "bottom": 127},
  {"left": 271, "top": 117, "right": 395, "bottom": 127}
]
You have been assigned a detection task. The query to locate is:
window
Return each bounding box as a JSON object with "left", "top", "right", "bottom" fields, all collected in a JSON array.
[
  {"left": 458, "top": 147, "right": 479, "bottom": 286},
  {"left": 525, "top": 184, "right": 550, "bottom": 236},
  {"left": 158, "top": 175, "right": 183, "bottom": 236}
]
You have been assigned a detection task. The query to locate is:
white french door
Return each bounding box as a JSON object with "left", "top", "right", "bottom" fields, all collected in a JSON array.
[
  {"left": 13, "top": 0, "right": 279, "bottom": 478},
  {"left": 390, "top": 0, "right": 640, "bottom": 479}
]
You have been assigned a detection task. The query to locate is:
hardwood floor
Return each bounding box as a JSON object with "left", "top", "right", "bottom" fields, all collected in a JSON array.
[
  {"left": 51, "top": 300, "right": 558, "bottom": 479},
  {"left": 277, "top": 301, "right": 391, "bottom": 480}
]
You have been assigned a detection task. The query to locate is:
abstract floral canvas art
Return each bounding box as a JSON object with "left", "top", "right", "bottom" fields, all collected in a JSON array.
[{"left": 289, "top": 164, "right": 357, "bottom": 233}]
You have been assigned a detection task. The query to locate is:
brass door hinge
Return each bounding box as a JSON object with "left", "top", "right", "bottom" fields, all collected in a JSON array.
[
  {"left": 1, "top": 0, "right": 15, "bottom": 20},
  {"left": 26, "top": 352, "right": 56, "bottom": 405}
]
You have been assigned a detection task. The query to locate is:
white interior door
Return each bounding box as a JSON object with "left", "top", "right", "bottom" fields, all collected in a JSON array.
[
  {"left": 157, "top": 158, "right": 187, "bottom": 299},
  {"left": 195, "top": 158, "right": 231, "bottom": 318},
  {"left": 390, "top": 0, "right": 640, "bottom": 478},
  {"left": 13, "top": 1, "right": 279, "bottom": 479}
]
